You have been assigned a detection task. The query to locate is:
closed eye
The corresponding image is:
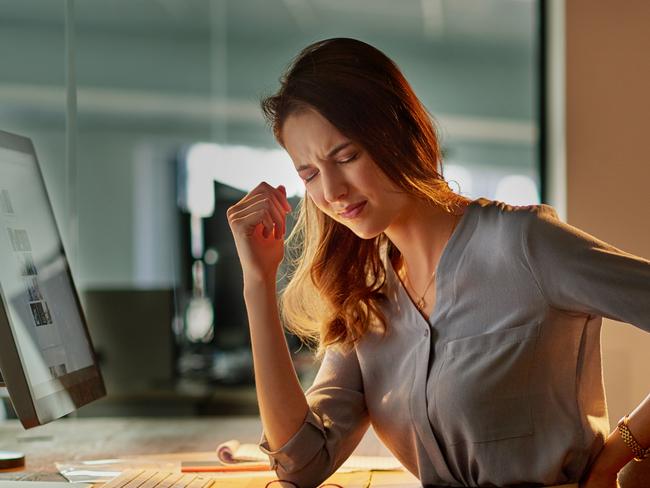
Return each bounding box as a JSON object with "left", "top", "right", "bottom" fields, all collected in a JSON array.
[{"left": 304, "top": 154, "right": 358, "bottom": 183}]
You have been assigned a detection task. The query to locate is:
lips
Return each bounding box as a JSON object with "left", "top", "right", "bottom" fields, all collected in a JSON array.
[{"left": 338, "top": 201, "right": 367, "bottom": 218}]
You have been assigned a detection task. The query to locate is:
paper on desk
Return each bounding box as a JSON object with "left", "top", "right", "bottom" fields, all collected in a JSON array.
[
  {"left": 0, "top": 484, "right": 91, "bottom": 488},
  {"left": 56, "top": 457, "right": 180, "bottom": 484},
  {"left": 105, "top": 469, "right": 374, "bottom": 488},
  {"left": 217, "top": 439, "right": 405, "bottom": 471}
]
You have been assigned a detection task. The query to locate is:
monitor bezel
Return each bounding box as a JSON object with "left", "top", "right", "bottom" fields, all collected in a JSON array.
[{"left": 0, "top": 129, "right": 106, "bottom": 429}]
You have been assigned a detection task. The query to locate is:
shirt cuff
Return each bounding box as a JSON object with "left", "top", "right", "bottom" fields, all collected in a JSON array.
[{"left": 258, "top": 408, "right": 327, "bottom": 473}]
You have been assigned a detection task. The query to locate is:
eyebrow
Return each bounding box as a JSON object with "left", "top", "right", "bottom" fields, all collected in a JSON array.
[{"left": 296, "top": 141, "right": 353, "bottom": 172}]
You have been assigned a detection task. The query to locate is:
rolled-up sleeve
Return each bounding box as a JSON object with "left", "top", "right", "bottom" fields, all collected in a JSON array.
[
  {"left": 258, "top": 344, "right": 369, "bottom": 487},
  {"left": 521, "top": 204, "right": 650, "bottom": 331}
]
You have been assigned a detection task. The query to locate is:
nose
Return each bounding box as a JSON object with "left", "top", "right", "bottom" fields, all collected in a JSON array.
[{"left": 321, "top": 169, "right": 347, "bottom": 204}]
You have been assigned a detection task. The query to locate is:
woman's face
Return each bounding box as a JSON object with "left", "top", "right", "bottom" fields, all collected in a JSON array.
[{"left": 282, "top": 107, "right": 411, "bottom": 239}]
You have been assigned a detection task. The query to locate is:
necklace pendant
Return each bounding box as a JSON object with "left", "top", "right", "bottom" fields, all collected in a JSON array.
[{"left": 416, "top": 297, "right": 425, "bottom": 311}]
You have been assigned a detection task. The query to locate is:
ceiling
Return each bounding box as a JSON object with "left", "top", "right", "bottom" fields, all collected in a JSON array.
[{"left": 0, "top": 0, "right": 537, "bottom": 49}]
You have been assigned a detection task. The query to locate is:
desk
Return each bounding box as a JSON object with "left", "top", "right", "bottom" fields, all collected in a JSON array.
[
  {"left": 0, "top": 416, "right": 413, "bottom": 485},
  {"left": 10, "top": 418, "right": 646, "bottom": 487}
]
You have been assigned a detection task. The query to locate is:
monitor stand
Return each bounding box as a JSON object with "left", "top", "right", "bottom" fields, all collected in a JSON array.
[{"left": 0, "top": 371, "right": 26, "bottom": 470}]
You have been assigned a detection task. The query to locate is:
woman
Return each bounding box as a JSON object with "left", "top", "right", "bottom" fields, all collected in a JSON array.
[{"left": 226, "top": 38, "right": 650, "bottom": 487}]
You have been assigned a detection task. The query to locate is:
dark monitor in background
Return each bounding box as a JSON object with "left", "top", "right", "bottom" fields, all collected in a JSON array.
[
  {"left": 0, "top": 130, "right": 105, "bottom": 429},
  {"left": 80, "top": 289, "right": 175, "bottom": 400}
]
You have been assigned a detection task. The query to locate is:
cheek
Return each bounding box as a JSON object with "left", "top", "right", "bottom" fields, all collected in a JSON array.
[{"left": 306, "top": 190, "right": 328, "bottom": 213}]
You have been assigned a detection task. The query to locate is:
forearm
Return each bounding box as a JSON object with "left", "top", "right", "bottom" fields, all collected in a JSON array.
[
  {"left": 627, "top": 393, "right": 650, "bottom": 447},
  {"left": 589, "top": 392, "right": 650, "bottom": 476},
  {"left": 243, "top": 274, "right": 309, "bottom": 452}
]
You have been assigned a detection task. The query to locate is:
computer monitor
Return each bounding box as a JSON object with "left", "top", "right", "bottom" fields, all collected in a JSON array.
[{"left": 0, "top": 130, "right": 105, "bottom": 429}]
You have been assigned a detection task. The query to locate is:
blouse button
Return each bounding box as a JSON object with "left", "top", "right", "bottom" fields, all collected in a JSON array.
[{"left": 424, "top": 328, "right": 429, "bottom": 337}]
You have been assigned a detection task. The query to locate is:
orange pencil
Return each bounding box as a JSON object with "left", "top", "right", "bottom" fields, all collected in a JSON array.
[{"left": 181, "top": 463, "right": 272, "bottom": 473}]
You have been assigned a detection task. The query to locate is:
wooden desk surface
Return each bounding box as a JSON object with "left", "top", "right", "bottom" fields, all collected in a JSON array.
[
  {"left": 3, "top": 417, "right": 649, "bottom": 486},
  {"left": 0, "top": 416, "right": 398, "bottom": 483}
]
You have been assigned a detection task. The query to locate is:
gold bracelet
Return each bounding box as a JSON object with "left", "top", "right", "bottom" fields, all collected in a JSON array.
[{"left": 617, "top": 415, "right": 650, "bottom": 462}]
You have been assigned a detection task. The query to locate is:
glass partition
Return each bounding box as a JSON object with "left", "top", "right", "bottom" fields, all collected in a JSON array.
[
  {"left": 1, "top": 0, "right": 542, "bottom": 413},
  {"left": 0, "top": 0, "right": 69, "bottom": 252}
]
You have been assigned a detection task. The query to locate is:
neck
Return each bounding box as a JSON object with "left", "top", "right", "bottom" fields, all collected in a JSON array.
[{"left": 385, "top": 196, "right": 468, "bottom": 285}]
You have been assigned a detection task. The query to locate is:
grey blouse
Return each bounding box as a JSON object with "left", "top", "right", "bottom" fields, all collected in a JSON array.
[{"left": 258, "top": 197, "right": 650, "bottom": 487}]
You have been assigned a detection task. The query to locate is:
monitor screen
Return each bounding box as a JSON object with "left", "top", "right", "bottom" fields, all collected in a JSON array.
[{"left": 0, "top": 130, "right": 105, "bottom": 428}]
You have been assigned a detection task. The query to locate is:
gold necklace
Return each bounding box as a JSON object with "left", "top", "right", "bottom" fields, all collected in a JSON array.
[
  {"left": 403, "top": 264, "right": 436, "bottom": 313},
  {"left": 398, "top": 213, "right": 460, "bottom": 314}
]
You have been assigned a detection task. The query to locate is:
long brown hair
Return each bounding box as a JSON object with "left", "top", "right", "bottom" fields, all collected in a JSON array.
[{"left": 260, "top": 38, "right": 466, "bottom": 359}]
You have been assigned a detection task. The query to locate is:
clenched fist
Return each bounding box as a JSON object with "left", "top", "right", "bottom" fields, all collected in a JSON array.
[{"left": 226, "top": 181, "right": 292, "bottom": 282}]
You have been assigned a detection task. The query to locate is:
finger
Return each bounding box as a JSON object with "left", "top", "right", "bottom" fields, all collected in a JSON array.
[
  {"left": 248, "top": 196, "right": 285, "bottom": 239},
  {"left": 230, "top": 207, "right": 275, "bottom": 239},
  {"left": 278, "top": 185, "right": 292, "bottom": 212},
  {"left": 227, "top": 182, "right": 268, "bottom": 214},
  {"left": 227, "top": 183, "right": 290, "bottom": 239},
  {"left": 243, "top": 192, "right": 287, "bottom": 238},
  {"left": 239, "top": 188, "right": 289, "bottom": 220},
  {"left": 258, "top": 181, "right": 291, "bottom": 213},
  {"left": 266, "top": 193, "right": 287, "bottom": 239},
  {"left": 243, "top": 181, "right": 277, "bottom": 201},
  {"left": 230, "top": 198, "right": 283, "bottom": 239},
  {"left": 247, "top": 191, "right": 286, "bottom": 217}
]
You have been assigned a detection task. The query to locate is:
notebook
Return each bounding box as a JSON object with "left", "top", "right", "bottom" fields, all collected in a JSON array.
[{"left": 216, "top": 439, "right": 404, "bottom": 471}]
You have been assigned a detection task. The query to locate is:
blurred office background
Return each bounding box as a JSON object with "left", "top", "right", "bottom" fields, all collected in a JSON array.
[
  {"left": 2, "top": 0, "right": 650, "bottom": 482},
  {"left": 0, "top": 0, "right": 543, "bottom": 417}
]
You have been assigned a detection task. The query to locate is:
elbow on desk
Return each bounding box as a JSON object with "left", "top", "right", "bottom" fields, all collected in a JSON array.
[{"left": 272, "top": 451, "right": 340, "bottom": 488}]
